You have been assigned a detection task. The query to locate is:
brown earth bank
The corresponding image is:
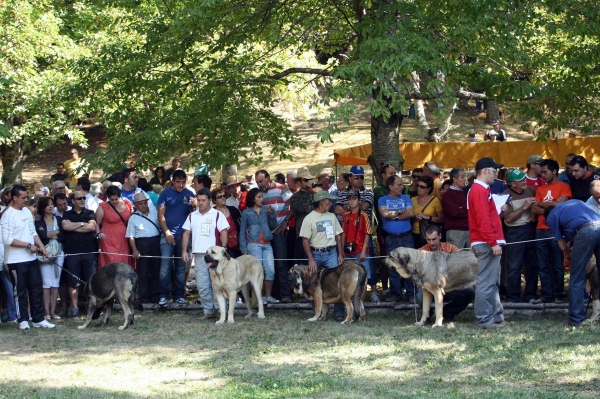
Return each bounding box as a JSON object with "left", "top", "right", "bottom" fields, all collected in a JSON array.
[{"left": 4, "top": 101, "right": 583, "bottom": 188}]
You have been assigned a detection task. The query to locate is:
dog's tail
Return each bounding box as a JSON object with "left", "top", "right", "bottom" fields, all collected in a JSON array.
[
  {"left": 353, "top": 267, "right": 367, "bottom": 321},
  {"left": 130, "top": 272, "right": 144, "bottom": 312}
]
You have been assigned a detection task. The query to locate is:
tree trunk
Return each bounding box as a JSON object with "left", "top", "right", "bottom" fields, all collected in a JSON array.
[
  {"left": 1, "top": 140, "right": 26, "bottom": 186},
  {"left": 486, "top": 100, "right": 500, "bottom": 123},
  {"left": 221, "top": 164, "right": 238, "bottom": 185},
  {"left": 410, "top": 72, "right": 431, "bottom": 137},
  {"left": 367, "top": 113, "right": 404, "bottom": 186}
]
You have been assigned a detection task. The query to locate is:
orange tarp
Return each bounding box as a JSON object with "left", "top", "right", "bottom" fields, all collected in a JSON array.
[{"left": 333, "top": 138, "right": 600, "bottom": 170}]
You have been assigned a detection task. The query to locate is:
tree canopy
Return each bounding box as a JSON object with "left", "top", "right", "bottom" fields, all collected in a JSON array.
[{"left": 2, "top": 0, "right": 600, "bottom": 179}]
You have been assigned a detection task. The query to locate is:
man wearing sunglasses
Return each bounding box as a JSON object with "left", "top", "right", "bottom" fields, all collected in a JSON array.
[
  {"left": 468, "top": 157, "right": 506, "bottom": 329},
  {"left": 525, "top": 154, "right": 545, "bottom": 190},
  {"left": 334, "top": 166, "right": 374, "bottom": 219},
  {"left": 61, "top": 190, "right": 98, "bottom": 318}
]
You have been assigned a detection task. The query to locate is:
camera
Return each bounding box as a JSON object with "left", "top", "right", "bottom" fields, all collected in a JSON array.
[{"left": 344, "top": 242, "right": 357, "bottom": 254}]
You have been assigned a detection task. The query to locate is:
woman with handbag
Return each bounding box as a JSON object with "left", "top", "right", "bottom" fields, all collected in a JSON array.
[
  {"left": 411, "top": 176, "right": 445, "bottom": 248},
  {"left": 212, "top": 187, "right": 242, "bottom": 258},
  {"left": 239, "top": 188, "right": 279, "bottom": 304},
  {"left": 34, "top": 197, "right": 65, "bottom": 320},
  {"left": 96, "top": 185, "right": 133, "bottom": 268}
]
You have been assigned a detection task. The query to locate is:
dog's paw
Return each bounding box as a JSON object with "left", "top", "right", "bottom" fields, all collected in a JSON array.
[
  {"left": 257, "top": 313, "right": 266, "bottom": 319},
  {"left": 215, "top": 320, "right": 225, "bottom": 325},
  {"left": 118, "top": 326, "right": 126, "bottom": 331},
  {"left": 432, "top": 323, "right": 443, "bottom": 328},
  {"left": 227, "top": 320, "right": 235, "bottom": 324},
  {"left": 307, "top": 317, "right": 319, "bottom": 322},
  {"left": 77, "top": 325, "right": 86, "bottom": 330},
  {"left": 414, "top": 321, "right": 426, "bottom": 327},
  {"left": 244, "top": 313, "right": 253, "bottom": 319}
]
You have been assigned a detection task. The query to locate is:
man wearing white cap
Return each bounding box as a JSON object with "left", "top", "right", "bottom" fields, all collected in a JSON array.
[{"left": 126, "top": 191, "right": 162, "bottom": 304}]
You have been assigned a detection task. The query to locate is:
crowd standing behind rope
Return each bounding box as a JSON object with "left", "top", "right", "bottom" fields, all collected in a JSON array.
[{"left": 1, "top": 148, "right": 600, "bottom": 329}]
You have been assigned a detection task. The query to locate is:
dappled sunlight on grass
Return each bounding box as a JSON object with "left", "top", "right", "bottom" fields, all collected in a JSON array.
[{"left": 1, "top": 312, "right": 600, "bottom": 398}]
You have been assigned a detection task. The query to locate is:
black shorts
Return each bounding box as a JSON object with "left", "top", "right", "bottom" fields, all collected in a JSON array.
[{"left": 64, "top": 253, "right": 97, "bottom": 288}]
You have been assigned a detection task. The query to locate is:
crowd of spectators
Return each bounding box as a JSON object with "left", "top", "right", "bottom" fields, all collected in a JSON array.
[{"left": 1, "top": 148, "right": 600, "bottom": 329}]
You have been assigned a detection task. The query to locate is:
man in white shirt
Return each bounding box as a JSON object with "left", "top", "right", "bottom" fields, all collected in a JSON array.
[
  {"left": 182, "top": 188, "right": 229, "bottom": 320},
  {"left": 1, "top": 185, "right": 54, "bottom": 330},
  {"left": 76, "top": 177, "right": 100, "bottom": 212}
]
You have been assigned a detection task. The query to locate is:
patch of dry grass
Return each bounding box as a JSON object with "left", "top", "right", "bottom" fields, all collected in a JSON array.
[{"left": 1, "top": 310, "right": 599, "bottom": 398}]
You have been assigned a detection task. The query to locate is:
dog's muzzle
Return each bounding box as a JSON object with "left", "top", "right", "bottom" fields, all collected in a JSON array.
[{"left": 204, "top": 254, "right": 218, "bottom": 269}]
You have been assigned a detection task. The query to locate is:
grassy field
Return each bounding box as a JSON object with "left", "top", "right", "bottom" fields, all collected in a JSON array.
[{"left": 1, "top": 309, "right": 599, "bottom": 398}]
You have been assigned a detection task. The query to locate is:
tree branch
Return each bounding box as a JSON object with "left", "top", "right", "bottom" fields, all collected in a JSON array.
[{"left": 269, "top": 68, "right": 334, "bottom": 80}]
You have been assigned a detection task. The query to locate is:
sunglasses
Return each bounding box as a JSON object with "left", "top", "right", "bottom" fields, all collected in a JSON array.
[
  {"left": 302, "top": 178, "right": 311, "bottom": 182},
  {"left": 74, "top": 196, "right": 86, "bottom": 201},
  {"left": 417, "top": 184, "right": 429, "bottom": 189},
  {"left": 215, "top": 194, "right": 226, "bottom": 199},
  {"left": 412, "top": 175, "right": 422, "bottom": 179},
  {"left": 353, "top": 175, "right": 364, "bottom": 180}
]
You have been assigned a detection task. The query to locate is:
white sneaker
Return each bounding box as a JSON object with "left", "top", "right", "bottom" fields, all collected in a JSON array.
[
  {"left": 19, "top": 321, "right": 30, "bottom": 330},
  {"left": 263, "top": 296, "right": 280, "bottom": 304},
  {"left": 32, "top": 319, "right": 55, "bottom": 329}
]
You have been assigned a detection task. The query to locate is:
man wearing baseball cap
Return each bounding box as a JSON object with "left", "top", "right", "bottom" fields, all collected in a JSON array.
[
  {"left": 484, "top": 119, "right": 507, "bottom": 142},
  {"left": 525, "top": 154, "right": 545, "bottom": 189},
  {"left": 468, "top": 157, "right": 506, "bottom": 328},
  {"left": 126, "top": 191, "right": 162, "bottom": 304},
  {"left": 501, "top": 169, "right": 539, "bottom": 303},
  {"left": 335, "top": 165, "right": 374, "bottom": 219},
  {"left": 299, "top": 189, "right": 346, "bottom": 321}
]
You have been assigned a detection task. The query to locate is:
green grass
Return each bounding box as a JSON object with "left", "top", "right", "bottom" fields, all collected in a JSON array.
[{"left": 1, "top": 310, "right": 599, "bottom": 398}]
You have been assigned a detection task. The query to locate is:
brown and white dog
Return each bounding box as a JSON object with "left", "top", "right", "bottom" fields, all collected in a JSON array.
[{"left": 288, "top": 261, "right": 367, "bottom": 324}]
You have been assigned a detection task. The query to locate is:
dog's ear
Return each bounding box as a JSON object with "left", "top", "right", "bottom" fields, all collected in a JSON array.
[{"left": 223, "top": 249, "right": 231, "bottom": 260}]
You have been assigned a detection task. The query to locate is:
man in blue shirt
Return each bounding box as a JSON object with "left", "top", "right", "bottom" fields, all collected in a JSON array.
[
  {"left": 378, "top": 175, "right": 415, "bottom": 303},
  {"left": 545, "top": 201, "right": 600, "bottom": 327},
  {"left": 157, "top": 169, "right": 195, "bottom": 307}
]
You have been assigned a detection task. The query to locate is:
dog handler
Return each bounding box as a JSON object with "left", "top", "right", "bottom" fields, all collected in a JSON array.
[
  {"left": 544, "top": 201, "right": 600, "bottom": 327},
  {"left": 468, "top": 158, "right": 506, "bottom": 329},
  {"left": 182, "top": 188, "right": 230, "bottom": 321},
  {"left": 299, "top": 190, "right": 346, "bottom": 321}
]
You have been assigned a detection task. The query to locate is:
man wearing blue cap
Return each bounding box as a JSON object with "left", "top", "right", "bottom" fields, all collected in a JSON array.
[{"left": 335, "top": 166, "right": 374, "bottom": 219}]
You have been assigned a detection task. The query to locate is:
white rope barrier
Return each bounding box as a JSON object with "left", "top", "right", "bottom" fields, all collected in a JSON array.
[{"left": 57, "top": 234, "right": 556, "bottom": 261}]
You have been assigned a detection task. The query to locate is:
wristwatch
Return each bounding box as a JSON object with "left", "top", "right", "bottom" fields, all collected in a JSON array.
[
  {"left": 394, "top": 216, "right": 399, "bottom": 221},
  {"left": 80, "top": 222, "right": 84, "bottom": 227},
  {"left": 27, "top": 243, "right": 32, "bottom": 249}
]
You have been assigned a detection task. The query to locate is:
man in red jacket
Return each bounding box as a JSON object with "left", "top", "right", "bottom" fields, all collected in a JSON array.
[{"left": 468, "top": 157, "right": 506, "bottom": 329}]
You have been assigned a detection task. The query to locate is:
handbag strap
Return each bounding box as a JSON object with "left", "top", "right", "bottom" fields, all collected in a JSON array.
[
  {"left": 108, "top": 201, "right": 128, "bottom": 226},
  {"left": 134, "top": 211, "right": 161, "bottom": 234},
  {"left": 420, "top": 196, "right": 435, "bottom": 214}
]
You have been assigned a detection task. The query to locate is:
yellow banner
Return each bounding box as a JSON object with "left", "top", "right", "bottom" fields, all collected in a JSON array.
[{"left": 333, "top": 138, "right": 600, "bottom": 170}]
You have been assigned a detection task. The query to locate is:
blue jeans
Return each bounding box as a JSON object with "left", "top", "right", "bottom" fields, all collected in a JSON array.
[
  {"left": 568, "top": 224, "right": 600, "bottom": 325},
  {"left": 312, "top": 247, "right": 344, "bottom": 318},
  {"left": 385, "top": 233, "right": 415, "bottom": 301},
  {"left": 248, "top": 243, "right": 275, "bottom": 281},
  {"left": 159, "top": 234, "right": 186, "bottom": 300},
  {"left": 346, "top": 253, "right": 373, "bottom": 281},
  {"left": 536, "top": 229, "right": 564, "bottom": 301},
  {"left": 0, "top": 270, "right": 17, "bottom": 321},
  {"left": 472, "top": 243, "right": 504, "bottom": 328}
]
